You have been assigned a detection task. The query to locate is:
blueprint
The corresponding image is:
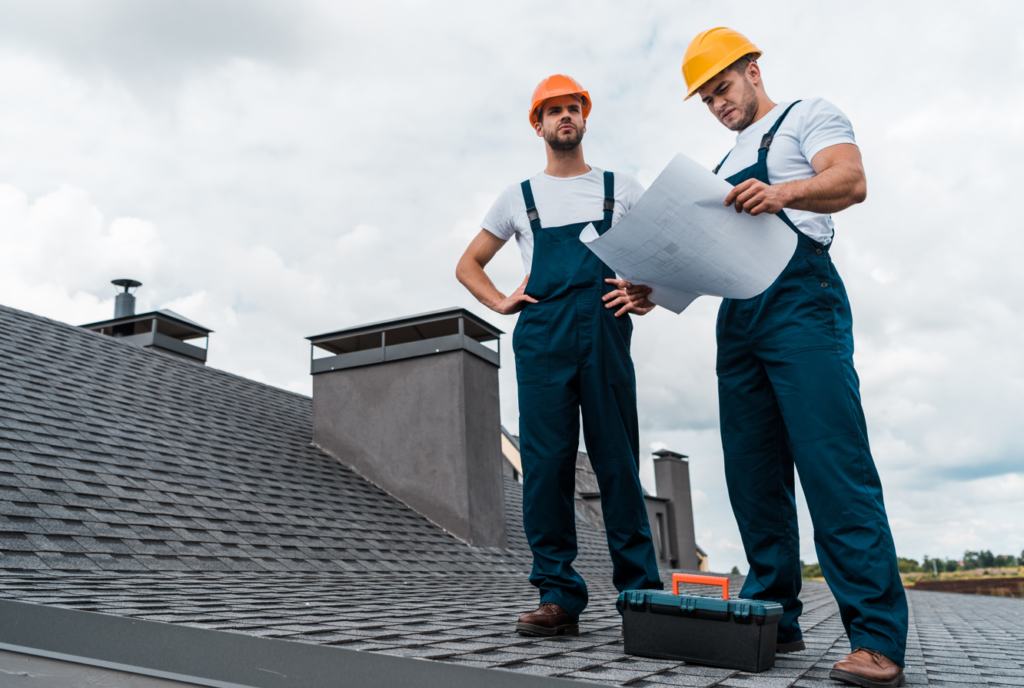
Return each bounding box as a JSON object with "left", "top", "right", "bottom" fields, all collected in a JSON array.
[{"left": 580, "top": 153, "right": 798, "bottom": 314}]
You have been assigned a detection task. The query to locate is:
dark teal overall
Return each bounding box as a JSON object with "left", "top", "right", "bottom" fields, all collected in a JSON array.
[
  {"left": 715, "top": 103, "right": 908, "bottom": 664},
  {"left": 514, "top": 171, "right": 663, "bottom": 620}
]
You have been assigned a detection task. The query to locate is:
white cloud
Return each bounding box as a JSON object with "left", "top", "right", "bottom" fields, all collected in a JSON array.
[
  {"left": 336, "top": 224, "right": 381, "bottom": 253},
  {"left": 0, "top": 184, "right": 171, "bottom": 323}
]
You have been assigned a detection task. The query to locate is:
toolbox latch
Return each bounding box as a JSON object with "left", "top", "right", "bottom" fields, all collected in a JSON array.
[
  {"left": 628, "top": 590, "right": 647, "bottom": 610},
  {"left": 679, "top": 596, "right": 697, "bottom": 614},
  {"left": 735, "top": 602, "right": 750, "bottom": 620}
]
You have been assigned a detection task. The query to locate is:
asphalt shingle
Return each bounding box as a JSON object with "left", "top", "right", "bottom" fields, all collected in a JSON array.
[{"left": 1, "top": 302, "right": 1024, "bottom": 685}]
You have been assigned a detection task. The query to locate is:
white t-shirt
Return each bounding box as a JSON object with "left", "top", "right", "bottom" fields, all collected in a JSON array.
[
  {"left": 482, "top": 167, "right": 646, "bottom": 272},
  {"left": 716, "top": 98, "right": 857, "bottom": 245}
]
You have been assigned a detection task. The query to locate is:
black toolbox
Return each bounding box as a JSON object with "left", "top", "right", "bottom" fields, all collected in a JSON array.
[{"left": 619, "top": 574, "right": 783, "bottom": 673}]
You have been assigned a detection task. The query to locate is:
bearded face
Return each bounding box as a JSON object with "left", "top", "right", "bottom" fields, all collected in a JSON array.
[
  {"left": 535, "top": 94, "right": 587, "bottom": 152},
  {"left": 545, "top": 120, "right": 584, "bottom": 151},
  {"left": 725, "top": 77, "right": 759, "bottom": 132},
  {"left": 697, "top": 61, "right": 764, "bottom": 132}
]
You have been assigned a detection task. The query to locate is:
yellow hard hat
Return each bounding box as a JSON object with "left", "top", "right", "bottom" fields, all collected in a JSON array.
[{"left": 682, "top": 27, "right": 762, "bottom": 100}]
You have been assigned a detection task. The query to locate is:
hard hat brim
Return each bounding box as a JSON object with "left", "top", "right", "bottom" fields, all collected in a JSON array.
[
  {"left": 529, "top": 91, "right": 591, "bottom": 126},
  {"left": 684, "top": 47, "right": 762, "bottom": 101}
]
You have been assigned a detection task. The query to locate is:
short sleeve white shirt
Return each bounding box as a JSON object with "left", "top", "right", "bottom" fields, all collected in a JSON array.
[
  {"left": 482, "top": 167, "right": 646, "bottom": 273},
  {"left": 715, "top": 98, "right": 856, "bottom": 245}
]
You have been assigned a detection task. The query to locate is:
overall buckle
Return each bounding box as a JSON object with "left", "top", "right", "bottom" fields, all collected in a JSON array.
[
  {"left": 603, "top": 198, "right": 615, "bottom": 213},
  {"left": 758, "top": 132, "right": 774, "bottom": 151}
]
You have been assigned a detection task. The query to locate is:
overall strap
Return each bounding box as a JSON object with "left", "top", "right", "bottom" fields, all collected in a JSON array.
[
  {"left": 601, "top": 171, "right": 615, "bottom": 233},
  {"left": 713, "top": 151, "right": 731, "bottom": 175},
  {"left": 520, "top": 180, "right": 542, "bottom": 232},
  {"left": 756, "top": 100, "right": 803, "bottom": 162},
  {"left": 714, "top": 100, "right": 804, "bottom": 174}
]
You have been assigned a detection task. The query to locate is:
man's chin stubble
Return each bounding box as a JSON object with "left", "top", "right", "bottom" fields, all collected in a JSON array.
[{"left": 549, "top": 127, "right": 584, "bottom": 150}]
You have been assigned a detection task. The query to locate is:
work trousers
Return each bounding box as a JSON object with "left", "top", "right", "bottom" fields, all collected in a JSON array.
[
  {"left": 517, "top": 290, "right": 663, "bottom": 620},
  {"left": 716, "top": 234, "right": 909, "bottom": 665}
]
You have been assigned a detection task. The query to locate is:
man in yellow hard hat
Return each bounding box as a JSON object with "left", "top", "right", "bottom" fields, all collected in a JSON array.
[
  {"left": 629, "top": 28, "right": 908, "bottom": 688},
  {"left": 456, "top": 75, "right": 663, "bottom": 637}
]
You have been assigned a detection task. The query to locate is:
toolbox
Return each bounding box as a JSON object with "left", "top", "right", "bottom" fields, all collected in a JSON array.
[{"left": 619, "top": 574, "right": 784, "bottom": 673}]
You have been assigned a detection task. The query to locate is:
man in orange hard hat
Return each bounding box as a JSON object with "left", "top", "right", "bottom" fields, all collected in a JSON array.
[
  {"left": 456, "top": 75, "right": 663, "bottom": 636},
  {"left": 627, "top": 28, "right": 908, "bottom": 688}
]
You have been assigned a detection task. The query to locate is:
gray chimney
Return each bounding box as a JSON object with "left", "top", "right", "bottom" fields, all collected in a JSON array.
[
  {"left": 307, "top": 308, "right": 507, "bottom": 548},
  {"left": 79, "top": 280, "right": 213, "bottom": 364},
  {"left": 653, "top": 449, "right": 699, "bottom": 570}
]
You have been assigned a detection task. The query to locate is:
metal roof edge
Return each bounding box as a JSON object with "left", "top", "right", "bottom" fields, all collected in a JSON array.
[{"left": 0, "top": 598, "right": 605, "bottom": 688}]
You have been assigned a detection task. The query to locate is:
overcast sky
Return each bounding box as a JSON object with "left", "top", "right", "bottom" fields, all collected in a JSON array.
[{"left": 0, "top": 0, "right": 1020, "bottom": 573}]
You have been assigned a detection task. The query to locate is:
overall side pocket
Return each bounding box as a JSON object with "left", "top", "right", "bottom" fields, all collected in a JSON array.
[
  {"left": 770, "top": 249, "right": 838, "bottom": 358},
  {"left": 512, "top": 306, "right": 549, "bottom": 386}
]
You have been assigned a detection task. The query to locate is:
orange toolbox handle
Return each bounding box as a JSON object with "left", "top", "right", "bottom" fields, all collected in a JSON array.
[{"left": 672, "top": 573, "right": 730, "bottom": 600}]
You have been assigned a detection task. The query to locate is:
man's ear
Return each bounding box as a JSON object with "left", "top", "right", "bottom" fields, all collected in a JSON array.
[
  {"left": 534, "top": 119, "right": 544, "bottom": 137},
  {"left": 747, "top": 60, "right": 762, "bottom": 87}
]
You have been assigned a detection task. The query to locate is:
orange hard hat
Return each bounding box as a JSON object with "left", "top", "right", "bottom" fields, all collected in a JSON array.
[
  {"left": 529, "top": 74, "right": 591, "bottom": 126},
  {"left": 681, "top": 27, "right": 762, "bottom": 100}
]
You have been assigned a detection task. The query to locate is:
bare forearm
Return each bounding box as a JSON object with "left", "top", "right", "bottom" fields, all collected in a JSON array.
[
  {"left": 456, "top": 230, "right": 537, "bottom": 315},
  {"left": 456, "top": 256, "right": 505, "bottom": 311},
  {"left": 778, "top": 160, "right": 867, "bottom": 215}
]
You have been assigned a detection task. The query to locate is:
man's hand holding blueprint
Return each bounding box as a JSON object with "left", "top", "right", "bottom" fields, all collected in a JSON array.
[{"left": 580, "top": 154, "right": 797, "bottom": 313}]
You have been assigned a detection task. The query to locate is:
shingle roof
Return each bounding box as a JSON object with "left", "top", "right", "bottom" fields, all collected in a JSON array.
[
  {"left": 2, "top": 571, "right": 1021, "bottom": 686},
  {"left": 2, "top": 302, "right": 1023, "bottom": 686},
  {"left": 0, "top": 302, "right": 608, "bottom": 576}
]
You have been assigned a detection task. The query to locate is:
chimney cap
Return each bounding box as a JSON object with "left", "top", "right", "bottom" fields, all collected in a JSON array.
[
  {"left": 307, "top": 307, "right": 503, "bottom": 374},
  {"left": 653, "top": 449, "right": 689, "bottom": 461},
  {"left": 308, "top": 307, "right": 502, "bottom": 346},
  {"left": 112, "top": 278, "right": 142, "bottom": 292},
  {"left": 80, "top": 309, "right": 213, "bottom": 338}
]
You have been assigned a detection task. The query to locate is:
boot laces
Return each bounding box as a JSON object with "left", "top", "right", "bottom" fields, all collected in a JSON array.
[{"left": 852, "top": 647, "right": 884, "bottom": 664}]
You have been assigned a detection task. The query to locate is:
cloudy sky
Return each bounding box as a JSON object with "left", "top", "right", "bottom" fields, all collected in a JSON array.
[{"left": 0, "top": 0, "right": 1020, "bottom": 573}]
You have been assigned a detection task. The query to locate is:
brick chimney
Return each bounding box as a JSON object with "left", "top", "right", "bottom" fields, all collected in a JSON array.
[{"left": 307, "top": 308, "right": 507, "bottom": 548}]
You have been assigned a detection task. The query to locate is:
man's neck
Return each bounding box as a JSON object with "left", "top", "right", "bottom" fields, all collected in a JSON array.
[
  {"left": 742, "top": 94, "right": 778, "bottom": 131},
  {"left": 544, "top": 146, "right": 590, "bottom": 178}
]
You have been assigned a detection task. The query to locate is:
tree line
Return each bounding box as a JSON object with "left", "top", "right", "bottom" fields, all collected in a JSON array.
[
  {"left": 799, "top": 550, "right": 1023, "bottom": 579},
  {"left": 911, "top": 550, "right": 1023, "bottom": 574}
]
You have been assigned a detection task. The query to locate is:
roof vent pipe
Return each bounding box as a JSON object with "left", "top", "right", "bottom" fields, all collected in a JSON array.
[{"left": 111, "top": 279, "right": 141, "bottom": 336}]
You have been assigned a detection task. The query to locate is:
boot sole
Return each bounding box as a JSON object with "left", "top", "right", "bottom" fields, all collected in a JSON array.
[
  {"left": 515, "top": 622, "right": 580, "bottom": 637},
  {"left": 830, "top": 668, "right": 906, "bottom": 688},
  {"left": 776, "top": 640, "right": 806, "bottom": 654}
]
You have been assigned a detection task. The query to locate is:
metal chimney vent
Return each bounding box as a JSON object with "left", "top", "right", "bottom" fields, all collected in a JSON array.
[{"left": 112, "top": 278, "right": 142, "bottom": 321}]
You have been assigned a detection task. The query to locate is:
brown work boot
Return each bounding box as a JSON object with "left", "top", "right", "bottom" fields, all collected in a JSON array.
[
  {"left": 515, "top": 602, "right": 579, "bottom": 637},
  {"left": 831, "top": 647, "right": 906, "bottom": 688}
]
